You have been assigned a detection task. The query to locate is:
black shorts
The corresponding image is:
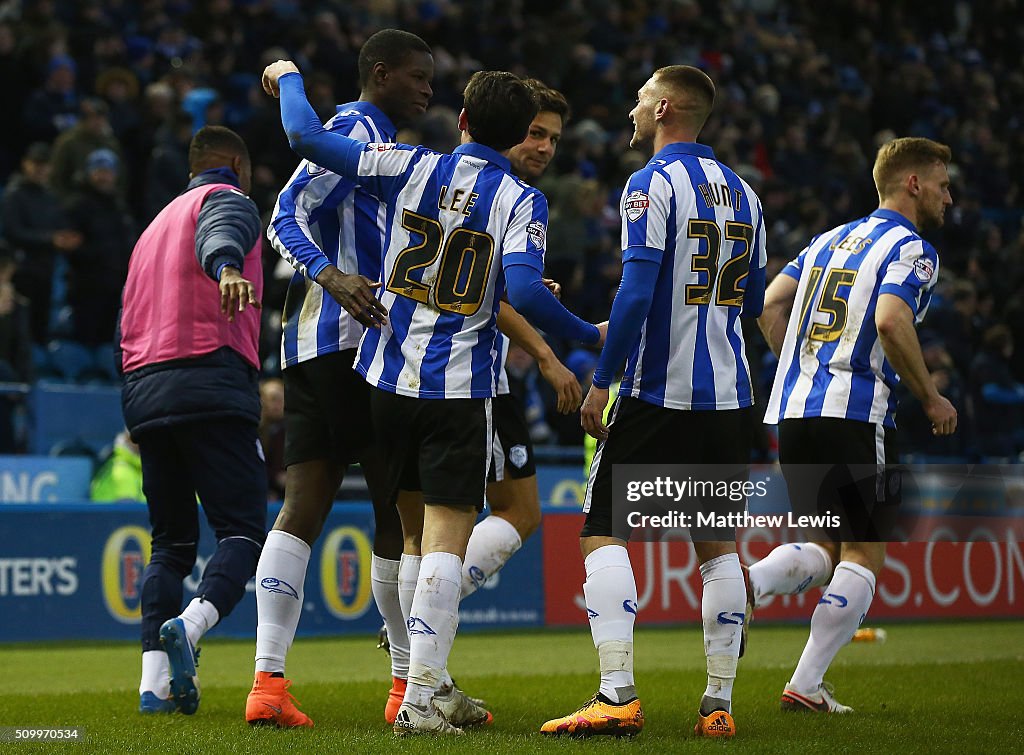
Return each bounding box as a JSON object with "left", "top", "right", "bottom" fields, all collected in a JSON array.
[
  {"left": 487, "top": 393, "right": 535, "bottom": 483},
  {"left": 778, "top": 417, "right": 902, "bottom": 542},
  {"left": 283, "top": 350, "right": 374, "bottom": 467},
  {"left": 370, "top": 386, "right": 491, "bottom": 510},
  {"left": 581, "top": 396, "right": 752, "bottom": 540}
]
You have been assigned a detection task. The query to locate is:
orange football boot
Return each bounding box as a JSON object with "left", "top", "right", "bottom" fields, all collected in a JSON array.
[
  {"left": 540, "top": 695, "right": 643, "bottom": 738},
  {"left": 694, "top": 708, "right": 736, "bottom": 738},
  {"left": 245, "top": 672, "right": 313, "bottom": 728}
]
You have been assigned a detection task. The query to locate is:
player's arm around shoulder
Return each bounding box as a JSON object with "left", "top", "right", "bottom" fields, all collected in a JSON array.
[{"left": 264, "top": 62, "right": 366, "bottom": 180}]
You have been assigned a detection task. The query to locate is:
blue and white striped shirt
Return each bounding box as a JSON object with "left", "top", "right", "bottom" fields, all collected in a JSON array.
[
  {"left": 345, "top": 141, "right": 550, "bottom": 399},
  {"left": 268, "top": 102, "right": 394, "bottom": 367},
  {"left": 764, "top": 209, "right": 940, "bottom": 428},
  {"left": 617, "top": 142, "right": 767, "bottom": 410}
]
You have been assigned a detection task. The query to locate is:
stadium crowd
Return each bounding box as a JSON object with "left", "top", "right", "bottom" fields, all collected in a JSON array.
[{"left": 1, "top": 0, "right": 1022, "bottom": 460}]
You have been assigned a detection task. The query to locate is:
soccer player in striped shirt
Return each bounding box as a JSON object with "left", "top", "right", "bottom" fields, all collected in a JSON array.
[
  {"left": 542, "top": 65, "right": 767, "bottom": 739},
  {"left": 461, "top": 80, "right": 579, "bottom": 602},
  {"left": 263, "top": 60, "right": 605, "bottom": 735},
  {"left": 754, "top": 137, "right": 957, "bottom": 712},
  {"left": 246, "top": 30, "right": 433, "bottom": 729}
]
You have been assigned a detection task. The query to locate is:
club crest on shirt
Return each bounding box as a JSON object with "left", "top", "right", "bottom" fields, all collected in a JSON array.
[
  {"left": 306, "top": 161, "right": 327, "bottom": 176},
  {"left": 914, "top": 257, "right": 934, "bottom": 282},
  {"left": 527, "top": 220, "right": 546, "bottom": 249},
  {"left": 624, "top": 190, "right": 650, "bottom": 222}
]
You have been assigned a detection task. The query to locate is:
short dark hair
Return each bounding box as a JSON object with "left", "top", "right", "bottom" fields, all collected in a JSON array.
[
  {"left": 522, "top": 78, "right": 570, "bottom": 124},
  {"left": 188, "top": 125, "right": 249, "bottom": 173},
  {"left": 358, "top": 29, "right": 432, "bottom": 88},
  {"left": 653, "top": 65, "right": 715, "bottom": 128},
  {"left": 463, "top": 71, "right": 537, "bottom": 151}
]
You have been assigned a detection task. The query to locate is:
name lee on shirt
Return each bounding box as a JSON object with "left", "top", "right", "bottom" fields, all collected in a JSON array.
[{"left": 438, "top": 185, "right": 479, "bottom": 216}]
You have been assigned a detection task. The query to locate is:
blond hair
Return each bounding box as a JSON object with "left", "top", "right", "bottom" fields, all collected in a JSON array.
[{"left": 872, "top": 137, "right": 951, "bottom": 200}]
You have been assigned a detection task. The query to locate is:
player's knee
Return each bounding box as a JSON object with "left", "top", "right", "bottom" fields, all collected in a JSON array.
[
  {"left": 148, "top": 542, "right": 197, "bottom": 577},
  {"left": 513, "top": 505, "right": 542, "bottom": 540},
  {"left": 273, "top": 498, "right": 330, "bottom": 545},
  {"left": 839, "top": 543, "right": 885, "bottom": 575}
]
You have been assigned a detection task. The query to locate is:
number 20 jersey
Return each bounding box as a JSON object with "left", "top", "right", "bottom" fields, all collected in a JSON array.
[
  {"left": 764, "top": 209, "right": 939, "bottom": 429},
  {"left": 352, "top": 141, "right": 547, "bottom": 399}
]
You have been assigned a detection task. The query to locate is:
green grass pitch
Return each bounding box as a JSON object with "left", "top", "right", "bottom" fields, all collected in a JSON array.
[{"left": 4, "top": 621, "right": 1021, "bottom": 753}]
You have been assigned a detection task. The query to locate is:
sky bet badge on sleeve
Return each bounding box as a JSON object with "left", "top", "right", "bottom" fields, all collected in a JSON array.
[{"left": 624, "top": 190, "right": 649, "bottom": 222}]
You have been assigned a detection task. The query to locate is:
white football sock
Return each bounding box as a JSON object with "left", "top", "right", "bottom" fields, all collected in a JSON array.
[
  {"left": 404, "top": 552, "right": 462, "bottom": 708},
  {"left": 461, "top": 515, "right": 522, "bottom": 599},
  {"left": 789, "top": 561, "right": 876, "bottom": 692},
  {"left": 140, "top": 650, "right": 170, "bottom": 698},
  {"left": 180, "top": 596, "right": 219, "bottom": 647},
  {"left": 398, "top": 553, "right": 421, "bottom": 627},
  {"left": 582, "top": 545, "right": 638, "bottom": 704},
  {"left": 371, "top": 554, "right": 410, "bottom": 679},
  {"left": 700, "top": 553, "right": 746, "bottom": 712},
  {"left": 749, "top": 543, "right": 833, "bottom": 605},
  {"left": 254, "top": 529, "right": 310, "bottom": 674}
]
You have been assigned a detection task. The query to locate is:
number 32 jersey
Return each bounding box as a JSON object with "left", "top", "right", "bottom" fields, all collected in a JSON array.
[
  {"left": 619, "top": 143, "right": 767, "bottom": 411},
  {"left": 351, "top": 141, "right": 547, "bottom": 399},
  {"left": 764, "top": 209, "right": 939, "bottom": 429}
]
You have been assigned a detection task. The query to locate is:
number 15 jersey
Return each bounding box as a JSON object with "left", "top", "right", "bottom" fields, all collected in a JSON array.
[{"left": 764, "top": 209, "right": 939, "bottom": 429}]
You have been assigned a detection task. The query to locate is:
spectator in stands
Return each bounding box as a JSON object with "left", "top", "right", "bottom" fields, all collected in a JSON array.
[
  {"left": 119, "top": 125, "right": 266, "bottom": 714},
  {"left": 0, "top": 0, "right": 1021, "bottom": 469},
  {"left": 0, "top": 21, "right": 31, "bottom": 180},
  {"left": 22, "top": 54, "right": 80, "bottom": 143},
  {"left": 505, "top": 344, "right": 553, "bottom": 445},
  {"left": 144, "top": 111, "right": 193, "bottom": 222},
  {"left": 897, "top": 334, "right": 966, "bottom": 459},
  {"left": 50, "top": 97, "right": 125, "bottom": 198},
  {"left": 64, "top": 148, "right": 135, "bottom": 345},
  {"left": 258, "top": 377, "right": 286, "bottom": 501},
  {"left": 0, "top": 245, "right": 33, "bottom": 453},
  {"left": 930, "top": 280, "right": 981, "bottom": 376},
  {"left": 1, "top": 142, "right": 82, "bottom": 344},
  {"left": 969, "top": 324, "right": 1024, "bottom": 459},
  {"left": 95, "top": 67, "right": 143, "bottom": 152},
  {"left": 90, "top": 429, "right": 144, "bottom": 502}
]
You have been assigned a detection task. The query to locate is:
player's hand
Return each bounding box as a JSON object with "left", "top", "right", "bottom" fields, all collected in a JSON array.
[
  {"left": 316, "top": 266, "right": 388, "bottom": 328},
  {"left": 538, "top": 354, "right": 582, "bottom": 414},
  {"left": 581, "top": 384, "right": 610, "bottom": 441},
  {"left": 542, "top": 278, "right": 562, "bottom": 299},
  {"left": 924, "top": 394, "right": 957, "bottom": 436},
  {"left": 594, "top": 321, "right": 609, "bottom": 348},
  {"left": 219, "top": 266, "right": 261, "bottom": 322},
  {"left": 262, "top": 60, "right": 300, "bottom": 98}
]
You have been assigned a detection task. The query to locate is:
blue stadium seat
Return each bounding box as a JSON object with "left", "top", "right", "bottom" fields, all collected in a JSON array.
[
  {"left": 31, "top": 344, "right": 60, "bottom": 380},
  {"left": 47, "top": 340, "right": 96, "bottom": 382},
  {"left": 28, "top": 383, "right": 124, "bottom": 456},
  {"left": 78, "top": 344, "right": 120, "bottom": 385},
  {"left": 91, "top": 344, "right": 120, "bottom": 382}
]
